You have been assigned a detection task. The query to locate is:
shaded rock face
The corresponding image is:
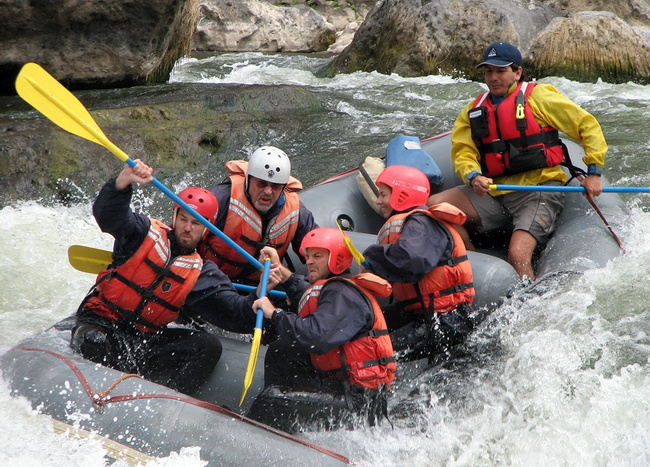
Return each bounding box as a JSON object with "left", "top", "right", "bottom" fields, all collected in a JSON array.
[
  {"left": 0, "top": 84, "right": 327, "bottom": 208},
  {"left": 0, "top": 0, "right": 198, "bottom": 95},
  {"left": 327, "top": 0, "right": 561, "bottom": 78},
  {"left": 327, "top": 0, "right": 650, "bottom": 83}
]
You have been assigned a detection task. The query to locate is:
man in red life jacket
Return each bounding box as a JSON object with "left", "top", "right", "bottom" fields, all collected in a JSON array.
[
  {"left": 248, "top": 228, "right": 395, "bottom": 429},
  {"left": 362, "top": 165, "right": 475, "bottom": 361},
  {"left": 199, "top": 146, "right": 317, "bottom": 284},
  {"left": 427, "top": 42, "right": 607, "bottom": 281},
  {"left": 71, "top": 159, "right": 260, "bottom": 396}
]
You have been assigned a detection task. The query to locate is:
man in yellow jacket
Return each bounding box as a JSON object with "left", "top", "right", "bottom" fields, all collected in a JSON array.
[{"left": 428, "top": 41, "right": 607, "bottom": 280}]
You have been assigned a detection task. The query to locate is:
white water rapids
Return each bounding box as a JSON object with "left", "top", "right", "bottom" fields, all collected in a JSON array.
[{"left": 3, "top": 53, "right": 650, "bottom": 466}]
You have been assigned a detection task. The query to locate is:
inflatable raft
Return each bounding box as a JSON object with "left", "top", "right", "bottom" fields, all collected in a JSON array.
[{"left": 0, "top": 132, "right": 627, "bottom": 463}]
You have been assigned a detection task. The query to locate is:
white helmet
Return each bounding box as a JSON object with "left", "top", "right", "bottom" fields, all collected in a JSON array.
[{"left": 247, "top": 146, "right": 291, "bottom": 186}]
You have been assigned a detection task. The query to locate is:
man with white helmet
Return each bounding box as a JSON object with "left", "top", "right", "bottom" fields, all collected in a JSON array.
[{"left": 200, "top": 146, "right": 317, "bottom": 283}]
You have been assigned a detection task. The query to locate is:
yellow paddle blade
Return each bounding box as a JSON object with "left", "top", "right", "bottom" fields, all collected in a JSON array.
[
  {"left": 335, "top": 220, "right": 366, "bottom": 265},
  {"left": 15, "top": 63, "right": 129, "bottom": 163},
  {"left": 68, "top": 245, "right": 112, "bottom": 274},
  {"left": 240, "top": 327, "right": 262, "bottom": 405},
  {"left": 16, "top": 63, "right": 106, "bottom": 146}
]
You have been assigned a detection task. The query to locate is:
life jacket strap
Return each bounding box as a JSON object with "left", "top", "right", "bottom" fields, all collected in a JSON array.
[{"left": 480, "top": 129, "right": 560, "bottom": 154}]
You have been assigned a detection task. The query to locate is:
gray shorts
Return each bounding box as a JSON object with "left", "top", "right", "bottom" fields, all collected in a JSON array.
[{"left": 460, "top": 181, "right": 566, "bottom": 245}]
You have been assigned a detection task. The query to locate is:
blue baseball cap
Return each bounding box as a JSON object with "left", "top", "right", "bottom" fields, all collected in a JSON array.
[{"left": 476, "top": 42, "right": 522, "bottom": 68}]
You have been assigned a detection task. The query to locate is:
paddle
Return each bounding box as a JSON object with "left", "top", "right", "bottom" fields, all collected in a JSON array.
[
  {"left": 68, "top": 244, "right": 113, "bottom": 273},
  {"left": 67, "top": 244, "right": 287, "bottom": 299},
  {"left": 490, "top": 182, "right": 626, "bottom": 251},
  {"left": 15, "top": 62, "right": 264, "bottom": 273},
  {"left": 335, "top": 220, "right": 370, "bottom": 268},
  {"left": 240, "top": 257, "right": 271, "bottom": 405},
  {"left": 490, "top": 184, "right": 650, "bottom": 193}
]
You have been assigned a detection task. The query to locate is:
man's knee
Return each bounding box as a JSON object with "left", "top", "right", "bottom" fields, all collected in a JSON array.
[{"left": 71, "top": 323, "right": 110, "bottom": 364}]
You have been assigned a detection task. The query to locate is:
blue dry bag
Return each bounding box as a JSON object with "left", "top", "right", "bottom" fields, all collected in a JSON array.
[{"left": 386, "top": 135, "right": 444, "bottom": 188}]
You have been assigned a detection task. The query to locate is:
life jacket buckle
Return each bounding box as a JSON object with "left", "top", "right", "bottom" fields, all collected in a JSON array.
[{"left": 516, "top": 103, "right": 525, "bottom": 120}]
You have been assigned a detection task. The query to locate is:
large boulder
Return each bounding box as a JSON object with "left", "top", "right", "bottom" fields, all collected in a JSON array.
[
  {"left": 528, "top": 11, "right": 650, "bottom": 83},
  {"left": 325, "top": 0, "right": 561, "bottom": 78},
  {"left": 0, "top": 0, "right": 198, "bottom": 95},
  {"left": 325, "top": 0, "right": 650, "bottom": 83},
  {"left": 193, "top": 0, "right": 336, "bottom": 52}
]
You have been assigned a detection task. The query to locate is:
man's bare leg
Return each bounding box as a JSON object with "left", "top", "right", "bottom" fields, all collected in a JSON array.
[{"left": 508, "top": 230, "right": 537, "bottom": 281}]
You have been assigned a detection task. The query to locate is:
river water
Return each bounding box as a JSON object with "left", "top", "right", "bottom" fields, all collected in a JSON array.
[{"left": 2, "top": 53, "right": 650, "bottom": 466}]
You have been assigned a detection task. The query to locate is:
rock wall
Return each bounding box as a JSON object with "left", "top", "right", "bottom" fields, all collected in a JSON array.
[
  {"left": 0, "top": 84, "right": 327, "bottom": 208},
  {"left": 0, "top": 0, "right": 198, "bottom": 95},
  {"left": 326, "top": 0, "right": 650, "bottom": 83},
  {"left": 193, "top": 0, "right": 377, "bottom": 53},
  {"left": 193, "top": 0, "right": 337, "bottom": 52}
]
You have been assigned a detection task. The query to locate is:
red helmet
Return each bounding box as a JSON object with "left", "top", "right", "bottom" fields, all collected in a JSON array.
[
  {"left": 172, "top": 187, "right": 218, "bottom": 239},
  {"left": 300, "top": 227, "right": 353, "bottom": 275},
  {"left": 376, "top": 165, "right": 430, "bottom": 211}
]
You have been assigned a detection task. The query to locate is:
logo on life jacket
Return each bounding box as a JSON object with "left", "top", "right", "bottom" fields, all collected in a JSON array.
[{"left": 161, "top": 281, "right": 172, "bottom": 293}]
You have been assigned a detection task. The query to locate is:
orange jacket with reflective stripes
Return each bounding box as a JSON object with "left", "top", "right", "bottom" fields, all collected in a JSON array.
[
  {"left": 200, "top": 160, "right": 301, "bottom": 280},
  {"left": 85, "top": 219, "right": 202, "bottom": 332}
]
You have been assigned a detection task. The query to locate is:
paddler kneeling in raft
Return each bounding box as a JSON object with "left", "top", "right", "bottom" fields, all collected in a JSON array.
[
  {"left": 71, "top": 158, "right": 263, "bottom": 396},
  {"left": 247, "top": 228, "right": 396, "bottom": 432},
  {"left": 362, "top": 165, "right": 476, "bottom": 362}
]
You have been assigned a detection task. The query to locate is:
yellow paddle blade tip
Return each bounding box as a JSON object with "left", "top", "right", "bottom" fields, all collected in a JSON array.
[{"left": 239, "top": 328, "right": 263, "bottom": 405}]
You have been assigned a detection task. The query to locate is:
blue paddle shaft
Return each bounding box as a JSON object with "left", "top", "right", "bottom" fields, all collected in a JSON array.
[
  {"left": 124, "top": 158, "right": 264, "bottom": 271},
  {"left": 494, "top": 184, "right": 650, "bottom": 193},
  {"left": 233, "top": 283, "right": 286, "bottom": 299},
  {"left": 255, "top": 258, "right": 272, "bottom": 329}
]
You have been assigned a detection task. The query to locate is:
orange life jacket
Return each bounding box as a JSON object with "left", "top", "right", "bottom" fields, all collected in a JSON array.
[
  {"left": 297, "top": 274, "right": 396, "bottom": 389},
  {"left": 84, "top": 219, "right": 203, "bottom": 332},
  {"left": 469, "top": 81, "right": 565, "bottom": 178},
  {"left": 377, "top": 203, "right": 475, "bottom": 314},
  {"left": 200, "top": 160, "right": 302, "bottom": 281}
]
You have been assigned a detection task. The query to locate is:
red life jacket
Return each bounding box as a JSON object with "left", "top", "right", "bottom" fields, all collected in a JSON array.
[
  {"left": 377, "top": 203, "right": 475, "bottom": 314},
  {"left": 84, "top": 219, "right": 202, "bottom": 332},
  {"left": 297, "top": 273, "right": 396, "bottom": 390},
  {"left": 199, "top": 160, "right": 302, "bottom": 281},
  {"left": 469, "top": 81, "right": 565, "bottom": 178}
]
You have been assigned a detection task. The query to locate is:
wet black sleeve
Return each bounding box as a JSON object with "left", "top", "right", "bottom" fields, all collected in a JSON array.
[
  {"left": 363, "top": 215, "right": 452, "bottom": 282},
  {"left": 92, "top": 177, "right": 150, "bottom": 264},
  {"left": 184, "top": 261, "right": 257, "bottom": 334},
  {"left": 272, "top": 280, "right": 373, "bottom": 355},
  {"left": 282, "top": 273, "right": 311, "bottom": 311}
]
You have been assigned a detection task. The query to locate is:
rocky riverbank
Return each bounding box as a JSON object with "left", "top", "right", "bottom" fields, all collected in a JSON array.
[{"left": 1, "top": 0, "right": 649, "bottom": 93}]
